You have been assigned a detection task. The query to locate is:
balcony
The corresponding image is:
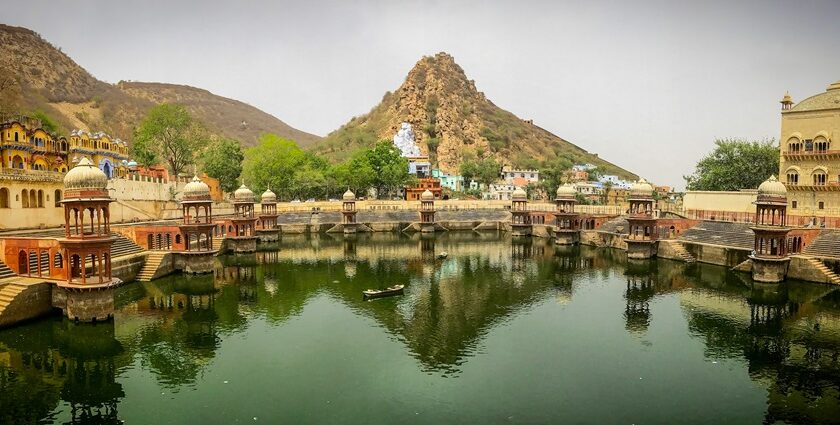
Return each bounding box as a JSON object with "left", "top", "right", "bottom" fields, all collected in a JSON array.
[
  {"left": 782, "top": 149, "right": 840, "bottom": 160},
  {"left": 0, "top": 168, "right": 64, "bottom": 182}
]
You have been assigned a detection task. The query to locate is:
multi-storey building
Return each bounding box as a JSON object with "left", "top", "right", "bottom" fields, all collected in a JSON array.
[
  {"left": 779, "top": 79, "right": 840, "bottom": 221},
  {"left": 68, "top": 130, "right": 129, "bottom": 178}
]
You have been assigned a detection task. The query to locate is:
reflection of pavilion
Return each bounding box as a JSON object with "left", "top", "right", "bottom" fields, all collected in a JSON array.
[{"left": 0, "top": 320, "right": 126, "bottom": 424}]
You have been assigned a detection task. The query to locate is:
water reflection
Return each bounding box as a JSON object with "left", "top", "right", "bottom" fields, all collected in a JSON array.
[{"left": 5, "top": 232, "right": 840, "bottom": 422}]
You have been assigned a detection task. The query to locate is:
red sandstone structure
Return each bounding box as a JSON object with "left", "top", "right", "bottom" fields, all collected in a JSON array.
[
  {"left": 750, "top": 176, "right": 791, "bottom": 282},
  {"left": 624, "top": 179, "right": 657, "bottom": 259},
  {"left": 419, "top": 189, "right": 436, "bottom": 233},
  {"left": 554, "top": 183, "right": 579, "bottom": 245},
  {"left": 342, "top": 189, "right": 358, "bottom": 235},
  {"left": 510, "top": 188, "right": 531, "bottom": 236}
]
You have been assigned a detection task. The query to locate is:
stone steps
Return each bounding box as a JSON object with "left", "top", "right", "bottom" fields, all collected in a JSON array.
[
  {"left": 0, "top": 259, "right": 17, "bottom": 279},
  {"left": 669, "top": 241, "right": 696, "bottom": 263},
  {"left": 679, "top": 221, "right": 755, "bottom": 250},
  {"left": 136, "top": 252, "right": 167, "bottom": 282},
  {"left": 0, "top": 283, "right": 30, "bottom": 316},
  {"left": 808, "top": 258, "right": 840, "bottom": 284},
  {"left": 803, "top": 230, "right": 840, "bottom": 258}
]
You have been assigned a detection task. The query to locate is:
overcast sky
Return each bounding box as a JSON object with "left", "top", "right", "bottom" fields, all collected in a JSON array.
[{"left": 3, "top": 0, "right": 840, "bottom": 188}]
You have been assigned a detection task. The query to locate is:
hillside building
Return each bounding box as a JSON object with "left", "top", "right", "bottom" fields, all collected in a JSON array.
[{"left": 501, "top": 166, "right": 539, "bottom": 186}]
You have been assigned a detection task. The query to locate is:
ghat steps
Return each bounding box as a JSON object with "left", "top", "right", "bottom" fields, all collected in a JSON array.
[
  {"left": 678, "top": 221, "right": 754, "bottom": 250},
  {"left": 807, "top": 258, "right": 840, "bottom": 284},
  {"left": 803, "top": 231, "right": 840, "bottom": 259},
  {"left": 0, "top": 228, "right": 144, "bottom": 259},
  {"left": 136, "top": 252, "right": 166, "bottom": 282},
  {"left": 665, "top": 240, "right": 696, "bottom": 263},
  {"left": 0, "top": 282, "right": 30, "bottom": 318}
]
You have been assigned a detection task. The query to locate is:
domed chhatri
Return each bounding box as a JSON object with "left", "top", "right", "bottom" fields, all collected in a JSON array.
[
  {"left": 758, "top": 175, "right": 787, "bottom": 196},
  {"left": 63, "top": 157, "right": 108, "bottom": 192},
  {"left": 261, "top": 188, "right": 277, "bottom": 203},
  {"left": 630, "top": 178, "right": 654, "bottom": 197},
  {"left": 234, "top": 184, "right": 255, "bottom": 203},
  {"left": 421, "top": 189, "right": 435, "bottom": 201},
  {"left": 183, "top": 176, "right": 211, "bottom": 201},
  {"left": 512, "top": 187, "right": 527, "bottom": 200},
  {"left": 343, "top": 189, "right": 356, "bottom": 201},
  {"left": 556, "top": 183, "right": 576, "bottom": 198}
]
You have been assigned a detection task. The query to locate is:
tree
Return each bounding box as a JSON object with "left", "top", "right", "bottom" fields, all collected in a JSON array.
[
  {"left": 684, "top": 138, "right": 779, "bottom": 191},
  {"left": 200, "top": 138, "right": 243, "bottom": 192},
  {"left": 474, "top": 157, "right": 501, "bottom": 187},
  {"left": 133, "top": 104, "right": 208, "bottom": 176},
  {"left": 30, "top": 110, "right": 60, "bottom": 134},
  {"left": 242, "top": 134, "right": 313, "bottom": 200},
  {"left": 365, "top": 140, "right": 409, "bottom": 198}
]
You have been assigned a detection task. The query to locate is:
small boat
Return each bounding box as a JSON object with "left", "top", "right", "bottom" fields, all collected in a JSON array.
[
  {"left": 437, "top": 252, "right": 448, "bottom": 259},
  {"left": 363, "top": 284, "right": 405, "bottom": 299}
]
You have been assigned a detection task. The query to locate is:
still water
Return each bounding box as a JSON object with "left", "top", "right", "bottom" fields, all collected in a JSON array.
[{"left": 2, "top": 232, "right": 840, "bottom": 424}]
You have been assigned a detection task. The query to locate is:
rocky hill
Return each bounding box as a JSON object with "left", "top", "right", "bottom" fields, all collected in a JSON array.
[
  {"left": 313, "top": 52, "right": 636, "bottom": 178},
  {"left": 0, "top": 24, "right": 319, "bottom": 147}
]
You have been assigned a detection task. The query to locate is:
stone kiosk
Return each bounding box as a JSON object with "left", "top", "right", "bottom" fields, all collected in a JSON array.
[
  {"left": 229, "top": 184, "right": 258, "bottom": 252},
  {"left": 624, "top": 179, "right": 658, "bottom": 259},
  {"left": 256, "top": 187, "right": 279, "bottom": 242},
  {"left": 553, "top": 183, "right": 580, "bottom": 245},
  {"left": 342, "top": 190, "right": 358, "bottom": 235},
  {"left": 419, "top": 189, "right": 436, "bottom": 233},
  {"left": 54, "top": 158, "right": 121, "bottom": 322},
  {"left": 178, "top": 176, "right": 217, "bottom": 273},
  {"left": 750, "top": 176, "right": 791, "bottom": 283},
  {"left": 510, "top": 188, "right": 532, "bottom": 237}
]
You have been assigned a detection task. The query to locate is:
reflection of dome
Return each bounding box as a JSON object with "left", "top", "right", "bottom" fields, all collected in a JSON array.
[
  {"left": 261, "top": 188, "right": 277, "bottom": 203},
  {"left": 183, "top": 176, "right": 211, "bottom": 201},
  {"left": 64, "top": 158, "right": 108, "bottom": 190},
  {"left": 758, "top": 175, "right": 786, "bottom": 196},
  {"left": 512, "top": 188, "right": 527, "bottom": 200},
  {"left": 343, "top": 189, "right": 356, "bottom": 201},
  {"left": 555, "top": 183, "right": 576, "bottom": 198},
  {"left": 630, "top": 178, "right": 654, "bottom": 197},
  {"left": 234, "top": 184, "right": 255, "bottom": 202},
  {"left": 421, "top": 189, "right": 434, "bottom": 200}
]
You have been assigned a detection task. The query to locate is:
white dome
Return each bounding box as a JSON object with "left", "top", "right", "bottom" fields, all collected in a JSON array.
[
  {"left": 183, "top": 176, "right": 211, "bottom": 200},
  {"left": 630, "top": 178, "right": 654, "bottom": 197},
  {"left": 512, "top": 187, "right": 527, "bottom": 200},
  {"left": 343, "top": 189, "right": 356, "bottom": 201},
  {"left": 757, "top": 175, "right": 787, "bottom": 196},
  {"left": 555, "top": 183, "right": 576, "bottom": 197},
  {"left": 261, "top": 188, "right": 277, "bottom": 203},
  {"left": 64, "top": 158, "right": 108, "bottom": 190},
  {"left": 234, "top": 184, "right": 255, "bottom": 202},
  {"left": 421, "top": 189, "right": 435, "bottom": 200}
]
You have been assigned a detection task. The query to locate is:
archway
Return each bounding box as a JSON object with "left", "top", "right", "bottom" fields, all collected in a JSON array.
[
  {"left": 11, "top": 155, "right": 24, "bottom": 169},
  {"left": 18, "top": 251, "right": 28, "bottom": 274},
  {"left": 0, "top": 188, "right": 8, "bottom": 208}
]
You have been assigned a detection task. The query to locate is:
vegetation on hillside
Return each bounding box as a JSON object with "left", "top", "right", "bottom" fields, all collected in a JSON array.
[{"left": 684, "top": 138, "right": 779, "bottom": 191}]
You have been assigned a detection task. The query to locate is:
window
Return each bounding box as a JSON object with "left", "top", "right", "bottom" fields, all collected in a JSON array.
[
  {"left": 819, "top": 201, "right": 825, "bottom": 210},
  {"left": 814, "top": 172, "right": 827, "bottom": 186},
  {"left": 54, "top": 190, "right": 61, "bottom": 207},
  {"left": 0, "top": 188, "right": 8, "bottom": 208},
  {"left": 791, "top": 200, "right": 798, "bottom": 209},
  {"left": 815, "top": 137, "right": 830, "bottom": 152},
  {"left": 786, "top": 173, "right": 799, "bottom": 185}
]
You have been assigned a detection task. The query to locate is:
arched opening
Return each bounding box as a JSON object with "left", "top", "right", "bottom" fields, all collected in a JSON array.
[
  {"left": 54, "top": 189, "right": 61, "bottom": 207},
  {"left": 11, "top": 155, "right": 24, "bottom": 169},
  {"left": 28, "top": 251, "right": 36, "bottom": 276},
  {"left": 0, "top": 188, "right": 8, "bottom": 208},
  {"left": 29, "top": 190, "right": 36, "bottom": 209},
  {"left": 18, "top": 251, "right": 28, "bottom": 274},
  {"left": 54, "top": 252, "right": 63, "bottom": 269},
  {"left": 815, "top": 137, "right": 830, "bottom": 152},
  {"left": 786, "top": 171, "right": 799, "bottom": 185},
  {"left": 156, "top": 234, "right": 162, "bottom": 249},
  {"left": 70, "top": 254, "right": 82, "bottom": 279},
  {"left": 102, "top": 161, "right": 112, "bottom": 179},
  {"left": 813, "top": 171, "right": 827, "bottom": 186},
  {"left": 165, "top": 234, "right": 172, "bottom": 250},
  {"left": 39, "top": 251, "right": 49, "bottom": 276},
  {"left": 176, "top": 234, "right": 182, "bottom": 244},
  {"left": 21, "top": 190, "right": 29, "bottom": 208},
  {"left": 147, "top": 234, "right": 154, "bottom": 249},
  {"left": 37, "top": 190, "right": 44, "bottom": 208}
]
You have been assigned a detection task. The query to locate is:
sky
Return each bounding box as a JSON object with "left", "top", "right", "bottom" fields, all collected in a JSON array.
[{"left": 2, "top": 0, "right": 840, "bottom": 189}]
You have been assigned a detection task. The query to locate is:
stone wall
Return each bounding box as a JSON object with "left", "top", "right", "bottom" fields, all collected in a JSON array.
[{"left": 681, "top": 242, "right": 750, "bottom": 268}]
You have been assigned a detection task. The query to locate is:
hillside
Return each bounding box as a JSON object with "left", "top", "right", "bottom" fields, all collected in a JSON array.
[
  {"left": 0, "top": 24, "right": 319, "bottom": 147},
  {"left": 314, "top": 52, "right": 636, "bottom": 179}
]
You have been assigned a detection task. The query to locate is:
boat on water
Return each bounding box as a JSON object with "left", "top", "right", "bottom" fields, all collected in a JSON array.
[
  {"left": 437, "top": 252, "right": 448, "bottom": 259},
  {"left": 363, "top": 284, "right": 405, "bottom": 299}
]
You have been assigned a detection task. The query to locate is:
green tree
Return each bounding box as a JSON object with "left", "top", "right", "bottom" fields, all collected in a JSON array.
[
  {"left": 200, "top": 138, "right": 243, "bottom": 192},
  {"left": 365, "top": 140, "right": 409, "bottom": 198},
  {"left": 684, "top": 138, "right": 779, "bottom": 191},
  {"left": 474, "top": 157, "right": 501, "bottom": 187},
  {"left": 133, "top": 103, "right": 208, "bottom": 176},
  {"left": 537, "top": 156, "right": 574, "bottom": 196},
  {"left": 241, "top": 134, "right": 315, "bottom": 200}
]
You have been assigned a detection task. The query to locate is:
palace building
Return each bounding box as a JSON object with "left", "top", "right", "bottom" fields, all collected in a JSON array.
[
  {"left": 779, "top": 79, "right": 840, "bottom": 223},
  {"left": 0, "top": 115, "right": 128, "bottom": 177}
]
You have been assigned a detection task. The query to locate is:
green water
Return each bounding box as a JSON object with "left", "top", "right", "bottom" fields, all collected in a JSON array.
[{"left": 2, "top": 232, "right": 840, "bottom": 424}]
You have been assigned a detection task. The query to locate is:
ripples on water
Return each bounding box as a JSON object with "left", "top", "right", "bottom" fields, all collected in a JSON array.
[{"left": 2, "top": 232, "right": 840, "bottom": 423}]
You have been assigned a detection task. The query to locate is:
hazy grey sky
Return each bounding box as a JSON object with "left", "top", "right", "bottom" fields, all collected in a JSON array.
[{"left": 3, "top": 0, "right": 840, "bottom": 188}]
